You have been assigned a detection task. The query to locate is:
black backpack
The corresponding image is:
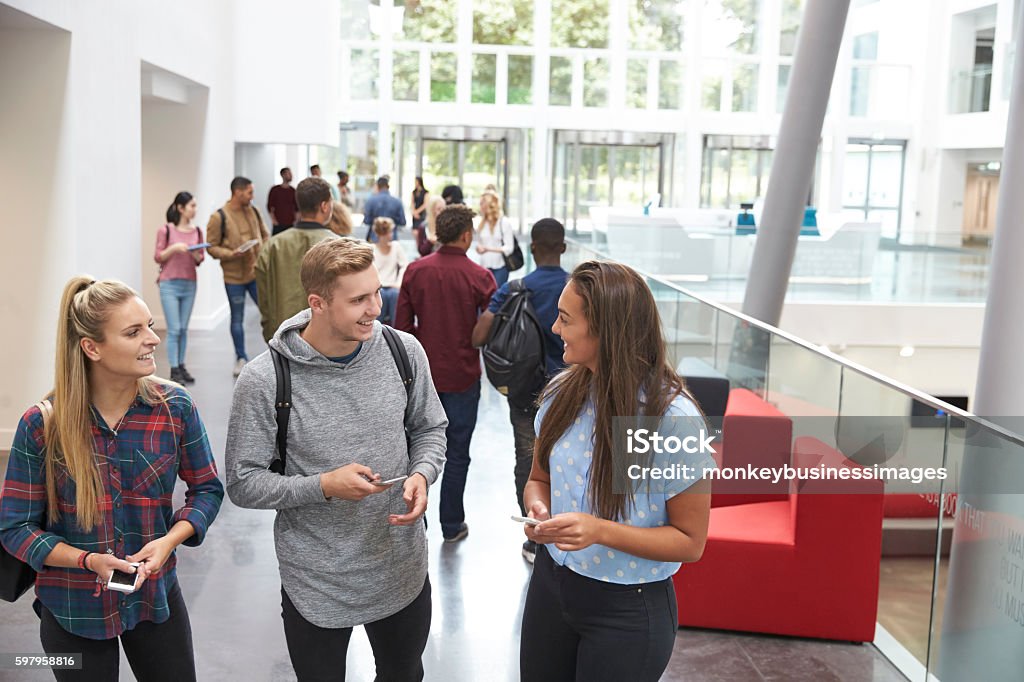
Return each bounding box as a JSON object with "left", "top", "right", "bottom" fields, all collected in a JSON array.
[
  {"left": 267, "top": 325, "right": 413, "bottom": 474},
  {"left": 482, "top": 279, "right": 547, "bottom": 410}
]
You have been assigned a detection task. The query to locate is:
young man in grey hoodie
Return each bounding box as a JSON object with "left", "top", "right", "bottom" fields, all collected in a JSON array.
[{"left": 225, "top": 237, "right": 448, "bottom": 681}]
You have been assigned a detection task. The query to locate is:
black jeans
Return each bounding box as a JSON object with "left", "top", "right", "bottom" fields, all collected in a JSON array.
[
  {"left": 520, "top": 546, "right": 678, "bottom": 682},
  {"left": 281, "top": 576, "right": 431, "bottom": 682},
  {"left": 509, "top": 404, "right": 538, "bottom": 516},
  {"left": 38, "top": 582, "right": 195, "bottom": 682}
]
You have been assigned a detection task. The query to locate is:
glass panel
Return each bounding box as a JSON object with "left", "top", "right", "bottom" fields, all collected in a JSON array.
[
  {"left": 627, "top": 59, "right": 648, "bottom": 109},
  {"left": 868, "top": 145, "right": 903, "bottom": 208},
  {"left": 629, "top": 0, "right": 686, "bottom": 51},
  {"left": 702, "top": 60, "right": 725, "bottom": 111},
  {"left": 611, "top": 147, "right": 645, "bottom": 206},
  {"left": 715, "top": 313, "right": 769, "bottom": 395},
  {"left": 472, "top": 53, "right": 497, "bottom": 104},
  {"left": 702, "top": 0, "right": 760, "bottom": 54},
  {"left": 549, "top": 56, "right": 573, "bottom": 105},
  {"left": 473, "top": 0, "right": 533, "bottom": 44},
  {"left": 578, "top": 145, "right": 611, "bottom": 220},
  {"left": 341, "top": 0, "right": 379, "bottom": 40},
  {"left": 393, "top": 50, "right": 419, "bottom": 101},
  {"left": 343, "top": 127, "right": 379, "bottom": 211},
  {"left": 552, "top": 0, "right": 610, "bottom": 48},
  {"left": 583, "top": 58, "right": 609, "bottom": 107},
  {"left": 853, "top": 31, "right": 879, "bottom": 60},
  {"left": 421, "top": 140, "right": 459, "bottom": 196},
  {"left": 398, "top": 0, "right": 457, "bottom": 42},
  {"left": 700, "top": 146, "right": 731, "bottom": 208},
  {"left": 732, "top": 63, "right": 759, "bottom": 112},
  {"left": 728, "top": 148, "right": 759, "bottom": 206},
  {"left": 779, "top": 0, "right": 804, "bottom": 56},
  {"left": 659, "top": 60, "right": 683, "bottom": 110},
  {"left": 850, "top": 65, "right": 872, "bottom": 117},
  {"left": 350, "top": 49, "right": 380, "bottom": 100},
  {"left": 776, "top": 64, "right": 791, "bottom": 113},
  {"left": 843, "top": 143, "right": 870, "bottom": 208},
  {"left": 430, "top": 51, "right": 457, "bottom": 102},
  {"left": 508, "top": 55, "right": 533, "bottom": 104},
  {"left": 462, "top": 141, "right": 501, "bottom": 203}
]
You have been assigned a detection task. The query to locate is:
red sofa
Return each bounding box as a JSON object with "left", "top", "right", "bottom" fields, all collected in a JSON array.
[{"left": 674, "top": 434, "right": 885, "bottom": 642}]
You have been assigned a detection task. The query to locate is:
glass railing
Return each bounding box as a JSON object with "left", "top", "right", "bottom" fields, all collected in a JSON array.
[
  {"left": 949, "top": 65, "right": 994, "bottom": 114},
  {"left": 583, "top": 218, "right": 992, "bottom": 304},
  {"left": 556, "top": 236, "right": 1024, "bottom": 681}
]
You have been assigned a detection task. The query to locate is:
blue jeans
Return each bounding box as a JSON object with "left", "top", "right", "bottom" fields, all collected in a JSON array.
[
  {"left": 489, "top": 266, "right": 509, "bottom": 288},
  {"left": 378, "top": 287, "right": 399, "bottom": 325},
  {"left": 158, "top": 279, "right": 197, "bottom": 368},
  {"left": 224, "top": 280, "right": 258, "bottom": 360},
  {"left": 437, "top": 379, "right": 481, "bottom": 537}
]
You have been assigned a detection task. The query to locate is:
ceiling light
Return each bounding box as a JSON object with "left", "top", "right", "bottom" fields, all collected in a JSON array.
[{"left": 899, "top": 345, "right": 915, "bottom": 358}]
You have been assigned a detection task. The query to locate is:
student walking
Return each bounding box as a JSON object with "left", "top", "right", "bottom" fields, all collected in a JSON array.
[
  {"left": 519, "top": 261, "right": 714, "bottom": 682},
  {"left": 475, "top": 191, "right": 516, "bottom": 287},
  {"left": 0, "top": 276, "right": 224, "bottom": 682}
]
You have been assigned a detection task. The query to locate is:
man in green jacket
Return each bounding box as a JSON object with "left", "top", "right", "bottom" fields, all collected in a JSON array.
[{"left": 256, "top": 177, "right": 337, "bottom": 342}]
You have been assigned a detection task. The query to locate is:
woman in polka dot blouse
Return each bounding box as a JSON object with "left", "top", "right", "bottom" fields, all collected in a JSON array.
[{"left": 519, "top": 261, "right": 714, "bottom": 682}]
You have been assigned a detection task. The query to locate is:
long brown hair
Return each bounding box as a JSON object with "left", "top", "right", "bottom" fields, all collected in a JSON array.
[
  {"left": 535, "top": 261, "right": 690, "bottom": 521},
  {"left": 46, "top": 276, "right": 172, "bottom": 530}
]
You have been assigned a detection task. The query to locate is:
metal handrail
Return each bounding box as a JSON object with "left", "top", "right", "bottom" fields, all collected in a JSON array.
[{"left": 563, "top": 237, "right": 1024, "bottom": 447}]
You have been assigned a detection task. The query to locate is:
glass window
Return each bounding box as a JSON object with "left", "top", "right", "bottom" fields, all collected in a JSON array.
[
  {"left": 842, "top": 140, "right": 906, "bottom": 238},
  {"left": 779, "top": 0, "right": 804, "bottom": 56},
  {"left": 852, "top": 31, "right": 878, "bottom": 59},
  {"left": 732, "top": 63, "right": 758, "bottom": 112},
  {"left": 341, "top": 0, "right": 379, "bottom": 40},
  {"left": 700, "top": 135, "right": 774, "bottom": 208},
  {"left": 393, "top": 51, "right": 419, "bottom": 101},
  {"left": 474, "top": 0, "right": 533, "bottom": 44},
  {"left": 659, "top": 60, "right": 683, "bottom": 110},
  {"left": 842, "top": 143, "right": 870, "bottom": 207},
  {"left": 351, "top": 49, "right": 380, "bottom": 100},
  {"left": 430, "top": 52, "right": 457, "bottom": 102},
  {"left": 341, "top": 126, "right": 379, "bottom": 212},
  {"left": 583, "top": 58, "right": 610, "bottom": 107},
  {"left": 627, "top": 59, "right": 648, "bottom": 109},
  {"left": 702, "top": 61, "right": 725, "bottom": 111},
  {"left": 868, "top": 145, "right": 903, "bottom": 208},
  {"left": 629, "top": 0, "right": 686, "bottom": 51},
  {"left": 398, "top": 0, "right": 457, "bottom": 43},
  {"left": 472, "top": 54, "right": 497, "bottom": 103},
  {"left": 552, "top": 0, "right": 609, "bottom": 48},
  {"left": 550, "top": 56, "right": 573, "bottom": 105},
  {"left": 508, "top": 55, "right": 533, "bottom": 104},
  {"left": 702, "top": 0, "right": 760, "bottom": 54},
  {"left": 776, "top": 64, "right": 791, "bottom": 113}
]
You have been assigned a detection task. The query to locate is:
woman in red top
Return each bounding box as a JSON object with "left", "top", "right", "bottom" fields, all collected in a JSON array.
[{"left": 154, "top": 192, "right": 204, "bottom": 384}]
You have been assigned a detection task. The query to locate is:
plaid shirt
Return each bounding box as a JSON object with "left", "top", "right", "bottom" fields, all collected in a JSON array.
[{"left": 0, "top": 385, "right": 223, "bottom": 640}]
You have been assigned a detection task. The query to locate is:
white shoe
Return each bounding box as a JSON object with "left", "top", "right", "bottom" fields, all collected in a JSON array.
[{"left": 233, "top": 358, "right": 247, "bottom": 377}]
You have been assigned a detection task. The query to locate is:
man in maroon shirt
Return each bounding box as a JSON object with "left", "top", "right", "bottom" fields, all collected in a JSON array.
[
  {"left": 267, "top": 167, "right": 298, "bottom": 235},
  {"left": 396, "top": 204, "right": 496, "bottom": 542}
]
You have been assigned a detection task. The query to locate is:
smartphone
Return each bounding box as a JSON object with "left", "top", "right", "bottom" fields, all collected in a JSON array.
[
  {"left": 511, "top": 514, "right": 541, "bottom": 527},
  {"left": 107, "top": 563, "right": 141, "bottom": 593},
  {"left": 373, "top": 475, "right": 409, "bottom": 487}
]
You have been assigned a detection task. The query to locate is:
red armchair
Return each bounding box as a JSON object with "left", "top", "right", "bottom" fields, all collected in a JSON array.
[{"left": 674, "top": 436, "right": 885, "bottom": 642}]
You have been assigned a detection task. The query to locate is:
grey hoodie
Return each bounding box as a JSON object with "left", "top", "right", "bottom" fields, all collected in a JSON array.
[{"left": 225, "top": 310, "right": 447, "bottom": 628}]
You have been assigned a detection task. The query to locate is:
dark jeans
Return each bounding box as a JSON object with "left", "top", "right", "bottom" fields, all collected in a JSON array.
[
  {"left": 378, "top": 287, "right": 399, "bottom": 325},
  {"left": 281, "top": 576, "right": 431, "bottom": 682},
  {"left": 224, "top": 280, "right": 258, "bottom": 360},
  {"left": 272, "top": 224, "right": 293, "bottom": 236},
  {"left": 520, "top": 546, "right": 678, "bottom": 682},
  {"left": 437, "top": 379, "right": 481, "bottom": 537},
  {"left": 509, "top": 404, "right": 538, "bottom": 516},
  {"left": 489, "top": 266, "right": 509, "bottom": 288},
  {"left": 38, "top": 582, "right": 195, "bottom": 682}
]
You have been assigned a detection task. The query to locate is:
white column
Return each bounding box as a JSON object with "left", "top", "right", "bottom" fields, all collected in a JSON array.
[
  {"left": 531, "top": 0, "right": 552, "bottom": 222},
  {"left": 740, "top": 0, "right": 852, "bottom": 326}
]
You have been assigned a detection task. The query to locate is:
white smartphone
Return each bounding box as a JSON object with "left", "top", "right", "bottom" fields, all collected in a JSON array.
[
  {"left": 373, "top": 475, "right": 409, "bottom": 487},
  {"left": 107, "top": 562, "right": 141, "bottom": 593},
  {"left": 511, "top": 514, "right": 541, "bottom": 527}
]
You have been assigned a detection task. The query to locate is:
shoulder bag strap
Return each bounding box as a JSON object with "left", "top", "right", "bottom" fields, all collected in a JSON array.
[{"left": 217, "top": 209, "right": 228, "bottom": 245}]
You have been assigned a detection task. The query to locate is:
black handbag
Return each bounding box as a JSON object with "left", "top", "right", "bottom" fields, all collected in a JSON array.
[
  {"left": 500, "top": 220, "right": 524, "bottom": 272},
  {"left": 0, "top": 399, "right": 50, "bottom": 603}
]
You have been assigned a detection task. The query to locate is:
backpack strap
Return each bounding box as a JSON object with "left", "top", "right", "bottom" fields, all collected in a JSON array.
[
  {"left": 508, "top": 278, "right": 525, "bottom": 294},
  {"left": 381, "top": 325, "right": 413, "bottom": 398},
  {"left": 269, "top": 348, "right": 291, "bottom": 474}
]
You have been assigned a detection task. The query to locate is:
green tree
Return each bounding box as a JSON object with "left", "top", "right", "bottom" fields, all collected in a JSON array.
[
  {"left": 474, "top": 0, "right": 533, "bottom": 44},
  {"left": 399, "top": 0, "right": 457, "bottom": 42},
  {"left": 551, "top": 0, "right": 609, "bottom": 48},
  {"left": 629, "top": 0, "right": 686, "bottom": 52}
]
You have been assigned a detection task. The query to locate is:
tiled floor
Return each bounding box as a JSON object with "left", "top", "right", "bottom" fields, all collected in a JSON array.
[{"left": 0, "top": 302, "right": 909, "bottom": 681}]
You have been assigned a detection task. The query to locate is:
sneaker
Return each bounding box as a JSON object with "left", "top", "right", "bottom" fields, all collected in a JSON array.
[
  {"left": 443, "top": 523, "right": 469, "bottom": 543},
  {"left": 179, "top": 365, "right": 196, "bottom": 384},
  {"left": 233, "top": 358, "right": 247, "bottom": 377},
  {"left": 521, "top": 540, "right": 537, "bottom": 564},
  {"left": 169, "top": 367, "right": 184, "bottom": 384}
]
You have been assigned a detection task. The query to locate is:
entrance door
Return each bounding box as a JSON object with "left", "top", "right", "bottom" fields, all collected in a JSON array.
[{"left": 962, "top": 165, "right": 1000, "bottom": 241}]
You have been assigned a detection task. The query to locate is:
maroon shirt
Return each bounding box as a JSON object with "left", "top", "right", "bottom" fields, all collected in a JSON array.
[
  {"left": 267, "top": 184, "right": 298, "bottom": 227},
  {"left": 396, "top": 246, "right": 497, "bottom": 393}
]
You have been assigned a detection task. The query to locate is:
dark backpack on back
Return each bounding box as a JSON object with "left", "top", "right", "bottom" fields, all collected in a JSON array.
[
  {"left": 483, "top": 279, "right": 547, "bottom": 410},
  {"left": 267, "top": 325, "right": 413, "bottom": 474}
]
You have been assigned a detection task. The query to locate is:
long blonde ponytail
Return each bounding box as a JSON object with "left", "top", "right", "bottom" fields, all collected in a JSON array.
[{"left": 46, "top": 276, "right": 171, "bottom": 530}]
